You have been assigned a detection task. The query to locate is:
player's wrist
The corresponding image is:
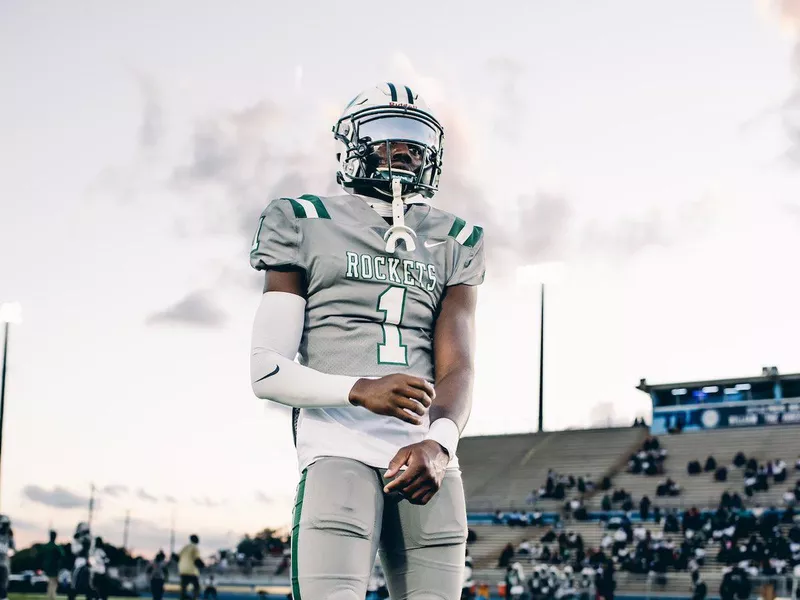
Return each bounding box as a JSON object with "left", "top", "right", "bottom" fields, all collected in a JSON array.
[
  {"left": 348, "top": 378, "right": 368, "bottom": 407},
  {"left": 424, "top": 418, "right": 460, "bottom": 461}
]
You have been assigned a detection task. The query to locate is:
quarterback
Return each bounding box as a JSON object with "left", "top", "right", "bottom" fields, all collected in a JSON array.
[{"left": 249, "top": 82, "right": 485, "bottom": 599}]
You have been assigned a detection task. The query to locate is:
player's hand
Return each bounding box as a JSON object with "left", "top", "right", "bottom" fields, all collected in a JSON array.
[
  {"left": 348, "top": 374, "right": 434, "bottom": 425},
  {"left": 383, "top": 440, "right": 449, "bottom": 505}
]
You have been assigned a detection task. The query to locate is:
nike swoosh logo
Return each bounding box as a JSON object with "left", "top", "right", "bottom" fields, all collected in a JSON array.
[
  {"left": 255, "top": 365, "right": 280, "bottom": 382},
  {"left": 424, "top": 240, "right": 446, "bottom": 248}
]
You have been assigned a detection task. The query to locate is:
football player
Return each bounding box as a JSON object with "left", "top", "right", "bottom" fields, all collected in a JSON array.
[
  {"left": 68, "top": 522, "right": 92, "bottom": 600},
  {"left": 250, "top": 82, "right": 485, "bottom": 600},
  {"left": 0, "top": 515, "right": 14, "bottom": 600}
]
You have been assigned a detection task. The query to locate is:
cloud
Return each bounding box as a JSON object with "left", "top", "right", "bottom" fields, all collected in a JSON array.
[
  {"left": 22, "top": 485, "right": 92, "bottom": 510},
  {"left": 388, "top": 54, "right": 694, "bottom": 273},
  {"left": 118, "top": 51, "right": 726, "bottom": 318},
  {"left": 145, "top": 290, "right": 227, "bottom": 328},
  {"left": 136, "top": 488, "right": 158, "bottom": 503},
  {"left": 484, "top": 56, "right": 527, "bottom": 142},
  {"left": 759, "top": 0, "right": 800, "bottom": 163},
  {"left": 589, "top": 402, "right": 618, "bottom": 428},
  {"left": 102, "top": 484, "right": 129, "bottom": 498},
  {"left": 192, "top": 496, "right": 225, "bottom": 508},
  {"left": 163, "top": 495, "right": 177, "bottom": 504},
  {"left": 254, "top": 491, "right": 273, "bottom": 505},
  {"left": 135, "top": 71, "right": 165, "bottom": 151}
]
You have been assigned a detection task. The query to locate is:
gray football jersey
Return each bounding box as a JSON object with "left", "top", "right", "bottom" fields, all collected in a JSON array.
[{"left": 250, "top": 192, "right": 486, "bottom": 382}]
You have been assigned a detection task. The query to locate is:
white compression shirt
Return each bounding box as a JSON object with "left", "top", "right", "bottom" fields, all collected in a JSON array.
[{"left": 250, "top": 291, "right": 359, "bottom": 408}]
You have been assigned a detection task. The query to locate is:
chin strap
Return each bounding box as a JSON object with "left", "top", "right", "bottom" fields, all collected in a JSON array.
[{"left": 383, "top": 178, "right": 417, "bottom": 253}]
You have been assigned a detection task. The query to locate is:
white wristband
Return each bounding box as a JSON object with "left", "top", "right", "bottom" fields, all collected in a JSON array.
[{"left": 425, "top": 418, "right": 460, "bottom": 461}]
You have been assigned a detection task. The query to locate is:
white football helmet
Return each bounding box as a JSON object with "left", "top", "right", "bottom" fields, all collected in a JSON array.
[{"left": 333, "top": 82, "right": 444, "bottom": 200}]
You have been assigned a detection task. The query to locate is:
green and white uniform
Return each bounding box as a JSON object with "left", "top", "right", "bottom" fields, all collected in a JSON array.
[{"left": 250, "top": 192, "right": 485, "bottom": 472}]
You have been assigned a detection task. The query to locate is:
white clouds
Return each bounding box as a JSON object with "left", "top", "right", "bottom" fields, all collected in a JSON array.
[
  {"left": 145, "top": 290, "right": 227, "bottom": 328},
  {"left": 21, "top": 485, "right": 91, "bottom": 510}
]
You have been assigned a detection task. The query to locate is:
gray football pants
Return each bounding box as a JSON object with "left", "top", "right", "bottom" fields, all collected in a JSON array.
[{"left": 291, "top": 456, "right": 467, "bottom": 600}]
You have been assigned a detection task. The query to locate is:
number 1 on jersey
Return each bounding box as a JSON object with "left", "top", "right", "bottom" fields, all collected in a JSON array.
[{"left": 377, "top": 286, "right": 408, "bottom": 365}]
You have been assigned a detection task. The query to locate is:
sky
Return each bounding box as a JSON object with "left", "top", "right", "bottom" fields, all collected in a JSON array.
[{"left": 2, "top": 0, "right": 800, "bottom": 556}]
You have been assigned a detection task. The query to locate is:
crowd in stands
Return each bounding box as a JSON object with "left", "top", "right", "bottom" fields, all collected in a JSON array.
[
  {"left": 531, "top": 471, "right": 600, "bottom": 503},
  {"left": 627, "top": 437, "right": 667, "bottom": 477},
  {"left": 508, "top": 493, "right": 800, "bottom": 583},
  {"left": 499, "top": 532, "right": 614, "bottom": 600},
  {"left": 688, "top": 452, "right": 800, "bottom": 504},
  {"left": 493, "top": 511, "right": 548, "bottom": 527},
  {"left": 502, "top": 562, "right": 604, "bottom": 600}
]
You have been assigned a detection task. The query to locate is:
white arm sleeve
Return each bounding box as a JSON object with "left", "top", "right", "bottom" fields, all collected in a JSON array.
[{"left": 250, "top": 291, "right": 360, "bottom": 408}]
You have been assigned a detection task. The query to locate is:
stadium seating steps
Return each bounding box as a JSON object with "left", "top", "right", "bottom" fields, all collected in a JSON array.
[{"left": 458, "top": 423, "right": 800, "bottom": 594}]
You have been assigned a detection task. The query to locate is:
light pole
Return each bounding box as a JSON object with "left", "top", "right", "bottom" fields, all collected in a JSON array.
[
  {"left": 0, "top": 302, "right": 22, "bottom": 503},
  {"left": 538, "top": 283, "right": 545, "bottom": 433},
  {"left": 516, "top": 264, "right": 564, "bottom": 433}
]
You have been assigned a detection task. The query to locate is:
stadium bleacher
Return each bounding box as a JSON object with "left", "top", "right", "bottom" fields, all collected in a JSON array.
[
  {"left": 459, "top": 426, "right": 649, "bottom": 512},
  {"left": 459, "top": 423, "right": 800, "bottom": 597},
  {"left": 593, "top": 424, "right": 800, "bottom": 510}
]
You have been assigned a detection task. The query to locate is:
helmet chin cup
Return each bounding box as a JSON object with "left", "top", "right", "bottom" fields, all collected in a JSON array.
[
  {"left": 384, "top": 176, "right": 416, "bottom": 252},
  {"left": 384, "top": 224, "right": 417, "bottom": 253}
]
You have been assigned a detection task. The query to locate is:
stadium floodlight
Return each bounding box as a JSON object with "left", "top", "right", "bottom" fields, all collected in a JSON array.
[{"left": 0, "top": 302, "right": 22, "bottom": 324}]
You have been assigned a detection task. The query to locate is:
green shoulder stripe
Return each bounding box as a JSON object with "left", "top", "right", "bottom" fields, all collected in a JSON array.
[
  {"left": 448, "top": 217, "right": 483, "bottom": 247},
  {"left": 299, "top": 194, "right": 331, "bottom": 219},
  {"left": 284, "top": 196, "right": 331, "bottom": 220},
  {"left": 463, "top": 225, "right": 483, "bottom": 248}
]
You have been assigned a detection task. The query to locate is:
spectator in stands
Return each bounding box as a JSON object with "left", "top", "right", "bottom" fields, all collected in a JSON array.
[
  {"left": 705, "top": 455, "right": 717, "bottom": 472},
  {"left": 656, "top": 478, "right": 681, "bottom": 497},
  {"left": 499, "top": 542, "right": 515, "bottom": 568},
  {"left": 715, "top": 466, "right": 728, "bottom": 482},
  {"left": 687, "top": 460, "right": 702, "bottom": 475},
  {"left": 621, "top": 495, "right": 633, "bottom": 512},
  {"left": 691, "top": 570, "right": 708, "bottom": 600},
  {"left": 653, "top": 506, "right": 662, "bottom": 524},
  {"left": 682, "top": 507, "right": 702, "bottom": 535},
  {"left": 733, "top": 452, "right": 747, "bottom": 469},
  {"left": 593, "top": 553, "right": 615, "bottom": 600},
  {"left": 795, "top": 456, "right": 800, "bottom": 471},
  {"left": 756, "top": 465, "right": 770, "bottom": 492},
  {"left": 601, "top": 495, "right": 612, "bottom": 511},
  {"left": 664, "top": 510, "right": 680, "bottom": 534},
  {"left": 639, "top": 495, "right": 651, "bottom": 521},
  {"left": 719, "top": 565, "right": 752, "bottom": 600},
  {"left": 744, "top": 473, "right": 757, "bottom": 497},
  {"left": 774, "top": 459, "right": 788, "bottom": 483}
]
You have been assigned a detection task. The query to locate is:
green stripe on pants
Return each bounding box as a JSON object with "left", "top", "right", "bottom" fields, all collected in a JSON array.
[{"left": 291, "top": 469, "right": 307, "bottom": 600}]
